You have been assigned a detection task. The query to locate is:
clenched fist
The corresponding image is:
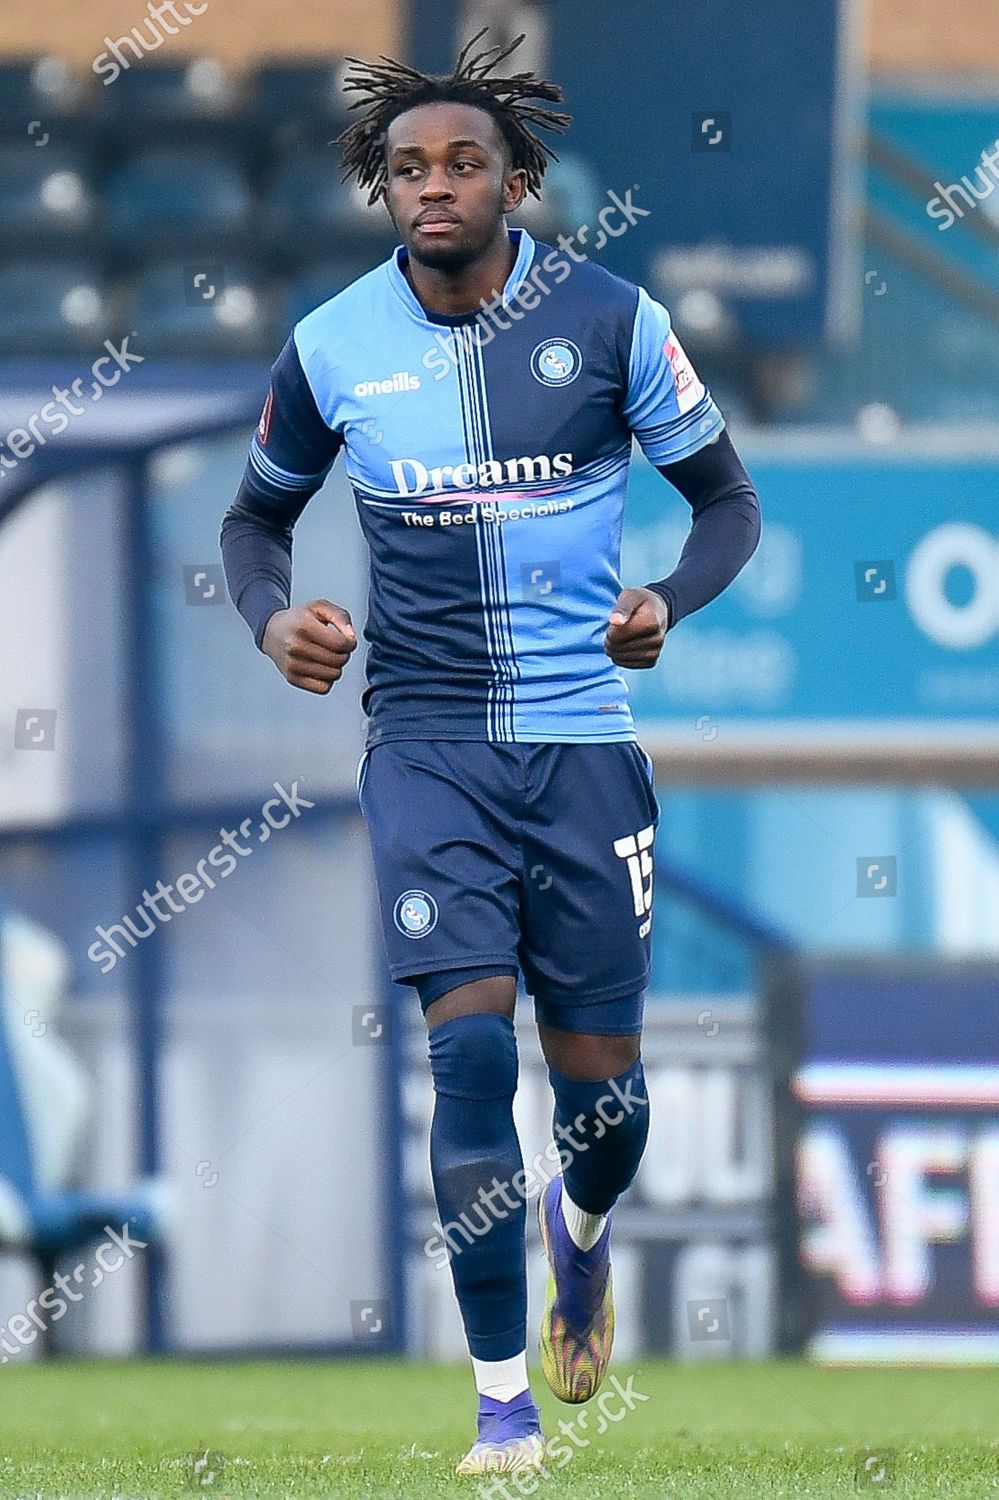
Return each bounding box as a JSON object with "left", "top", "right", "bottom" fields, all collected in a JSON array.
[
  {"left": 262, "top": 598, "right": 358, "bottom": 694},
  {"left": 604, "top": 587, "right": 670, "bottom": 669}
]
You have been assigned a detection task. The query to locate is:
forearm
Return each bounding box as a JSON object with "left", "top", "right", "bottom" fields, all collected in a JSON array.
[
  {"left": 222, "top": 333, "right": 345, "bottom": 650},
  {"left": 645, "top": 430, "right": 761, "bottom": 626},
  {"left": 646, "top": 486, "right": 760, "bottom": 626},
  {"left": 220, "top": 486, "right": 297, "bottom": 650}
]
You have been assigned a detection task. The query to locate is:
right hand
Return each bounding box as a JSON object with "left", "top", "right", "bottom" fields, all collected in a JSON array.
[{"left": 262, "top": 599, "right": 358, "bottom": 694}]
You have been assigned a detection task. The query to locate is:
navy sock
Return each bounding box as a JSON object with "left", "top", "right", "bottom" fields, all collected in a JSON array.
[
  {"left": 548, "top": 1057, "right": 650, "bottom": 1216},
  {"left": 428, "top": 1013, "right": 526, "bottom": 1361}
]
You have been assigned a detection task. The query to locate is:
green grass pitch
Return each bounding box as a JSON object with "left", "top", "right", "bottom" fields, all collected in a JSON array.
[{"left": 0, "top": 1357, "right": 995, "bottom": 1497}]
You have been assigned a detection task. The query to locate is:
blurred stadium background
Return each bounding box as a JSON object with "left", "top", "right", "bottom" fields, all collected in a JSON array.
[{"left": 0, "top": 0, "right": 997, "bottom": 1390}]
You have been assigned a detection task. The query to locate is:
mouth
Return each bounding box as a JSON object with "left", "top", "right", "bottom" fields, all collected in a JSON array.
[{"left": 415, "top": 214, "right": 462, "bottom": 235}]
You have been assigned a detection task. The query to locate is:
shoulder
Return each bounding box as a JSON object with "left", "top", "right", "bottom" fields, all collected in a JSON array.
[
  {"left": 294, "top": 261, "right": 390, "bottom": 364},
  {"left": 291, "top": 260, "right": 393, "bottom": 417},
  {"left": 531, "top": 239, "right": 641, "bottom": 321}
]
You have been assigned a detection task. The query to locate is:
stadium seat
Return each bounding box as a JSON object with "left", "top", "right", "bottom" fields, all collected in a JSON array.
[
  {"left": 122, "top": 258, "right": 274, "bottom": 357},
  {"left": 0, "top": 144, "right": 97, "bottom": 254},
  {"left": 105, "top": 146, "right": 253, "bottom": 258},
  {"left": 0, "top": 260, "right": 109, "bottom": 355},
  {"left": 263, "top": 146, "right": 397, "bottom": 263},
  {"left": 251, "top": 59, "right": 354, "bottom": 151},
  {"left": 0, "top": 57, "right": 92, "bottom": 142},
  {"left": 97, "top": 58, "right": 238, "bottom": 125},
  {"left": 0, "top": 911, "right": 170, "bottom": 1349},
  {"left": 282, "top": 255, "right": 377, "bottom": 324}
]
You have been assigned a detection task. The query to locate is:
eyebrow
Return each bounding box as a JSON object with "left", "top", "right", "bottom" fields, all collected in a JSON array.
[{"left": 390, "top": 139, "right": 490, "bottom": 156}]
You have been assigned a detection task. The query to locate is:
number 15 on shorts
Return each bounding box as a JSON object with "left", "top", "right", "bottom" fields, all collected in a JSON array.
[{"left": 613, "top": 823, "right": 655, "bottom": 939}]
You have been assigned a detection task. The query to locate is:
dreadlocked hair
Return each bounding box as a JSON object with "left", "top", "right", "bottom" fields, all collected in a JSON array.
[{"left": 336, "top": 28, "right": 571, "bottom": 206}]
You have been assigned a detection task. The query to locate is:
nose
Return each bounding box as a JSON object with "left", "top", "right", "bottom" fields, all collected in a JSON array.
[{"left": 419, "top": 165, "right": 455, "bottom": 200}]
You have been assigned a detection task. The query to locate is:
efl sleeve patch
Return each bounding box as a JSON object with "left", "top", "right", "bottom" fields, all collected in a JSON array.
[
  {"left": 623, "top": 287, "right": 724, "bottom": 465},
  {"left": 257, "top": 388, "right": 274, "bottom": 446},
  {"left": 663, "top": 334, "right": 705, "bottom": 415}
]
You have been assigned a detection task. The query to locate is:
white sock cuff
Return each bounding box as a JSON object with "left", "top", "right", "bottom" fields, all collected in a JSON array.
[
  {"left": 471, "top": 1351, "right": 530, "bottom": 1403},
  {"left": 561, "top": 1183, "right": 608, "bottom": 1252}
]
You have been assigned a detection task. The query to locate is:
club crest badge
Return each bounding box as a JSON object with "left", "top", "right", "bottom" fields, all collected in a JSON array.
[
  {"left": 393, "top": 889, "right": 439, "bottom": 938},
  {"left": 530, "top": 338, "right": 582, "bottom": 387}
]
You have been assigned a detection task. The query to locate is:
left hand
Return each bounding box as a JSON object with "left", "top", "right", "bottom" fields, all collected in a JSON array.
[{"left": 604, "top": 587, "right": 670, "bottom": 669}]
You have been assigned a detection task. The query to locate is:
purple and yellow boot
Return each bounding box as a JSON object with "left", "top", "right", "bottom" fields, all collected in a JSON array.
[
  {"left": 455, "top": 1391, "right": 546, "bottom": 1477},
  {"left": 538, "top": 1174, "right": 614, "bottom": 1403}
]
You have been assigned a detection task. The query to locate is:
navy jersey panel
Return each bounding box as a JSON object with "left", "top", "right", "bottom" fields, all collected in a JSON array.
[
  {"left": 357, "top": 740, "right": 660, "bottom": 1009},
  {"left": 246, "top": 228, "right": 724, "bottom": 745}
]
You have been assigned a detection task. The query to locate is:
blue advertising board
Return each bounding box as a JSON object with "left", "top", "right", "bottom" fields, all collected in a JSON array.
[
  {"left": 407, "top": 0, "right": 856, "bottom": 343},
  {"left": 622, "top": 434, "right": 999, "bottom": 757},
  {"left": 792, "top": 960, "right": 999, "bottom": 1363}
]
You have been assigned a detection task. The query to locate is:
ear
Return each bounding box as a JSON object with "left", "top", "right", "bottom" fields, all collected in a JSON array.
[
  {"left": 503, "top": 168, "right": 529, "bottom": 214},
  {"left": 380, "top": 182, "right": 398, "bottom": 226}
]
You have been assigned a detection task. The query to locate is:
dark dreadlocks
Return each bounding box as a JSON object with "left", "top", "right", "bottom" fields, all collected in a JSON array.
[{"left": 336, "top": 29, "right": 571, "bottom": 206}]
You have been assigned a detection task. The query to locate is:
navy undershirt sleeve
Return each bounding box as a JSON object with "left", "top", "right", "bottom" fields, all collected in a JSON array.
[
  {"left": 219, "top": 484, "right": 302, "bottom": 650},
  {"left": 220, "top": 335, "right": 343, "bottom": 649},
  {"left": 644, "top": 428, "right": 761, "bottom": 627}
]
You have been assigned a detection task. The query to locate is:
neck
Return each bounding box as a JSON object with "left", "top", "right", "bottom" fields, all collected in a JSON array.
[{"left": 404, "top": 227, "right": 518, "bottom": 315}]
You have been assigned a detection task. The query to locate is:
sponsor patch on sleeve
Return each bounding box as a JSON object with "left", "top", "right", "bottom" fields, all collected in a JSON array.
[
  {"left": 663, "top": 335, "right": 706, "bottom": 414},
  {"left": 257, "top": 388, "right": 274, "bottom": 445}
]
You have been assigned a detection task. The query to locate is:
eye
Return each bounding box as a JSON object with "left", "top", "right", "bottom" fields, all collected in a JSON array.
[{"left": 452, "top": 159, "right": 477, "bottom": 172}]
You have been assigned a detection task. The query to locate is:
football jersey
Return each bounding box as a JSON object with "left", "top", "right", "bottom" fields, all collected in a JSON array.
[{"left": 240, "top": 227, "right": 724, "bottom": 746}]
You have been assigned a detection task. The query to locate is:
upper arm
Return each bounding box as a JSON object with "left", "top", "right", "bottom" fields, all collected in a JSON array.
[
  {"left": 242, "top": 334, "right": 344, "bottom": 510},
  {"left": 621, "top": 288, "right": 725, "bottom": 465},
  {"left": 655, "top": 427, "right": 757, "bottom": 513}
]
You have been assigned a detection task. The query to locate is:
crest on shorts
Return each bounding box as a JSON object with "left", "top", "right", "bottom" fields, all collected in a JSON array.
[{"left": 393, "top": 889, "right": 439, "bottom": 938}]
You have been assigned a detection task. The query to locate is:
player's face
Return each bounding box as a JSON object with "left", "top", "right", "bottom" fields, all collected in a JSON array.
[{"left": 383, "top": 102, "right": 527, "bottom": 271}]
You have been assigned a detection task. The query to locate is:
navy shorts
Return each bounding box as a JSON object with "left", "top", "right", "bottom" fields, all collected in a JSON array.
[{"left": 356, "top": 739, "right": 660, "bottom": 1033}]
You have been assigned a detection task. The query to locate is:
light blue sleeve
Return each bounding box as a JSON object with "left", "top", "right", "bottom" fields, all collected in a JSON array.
[{"left": 621, "top": 288, "right": 725, "bottom": 465}]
